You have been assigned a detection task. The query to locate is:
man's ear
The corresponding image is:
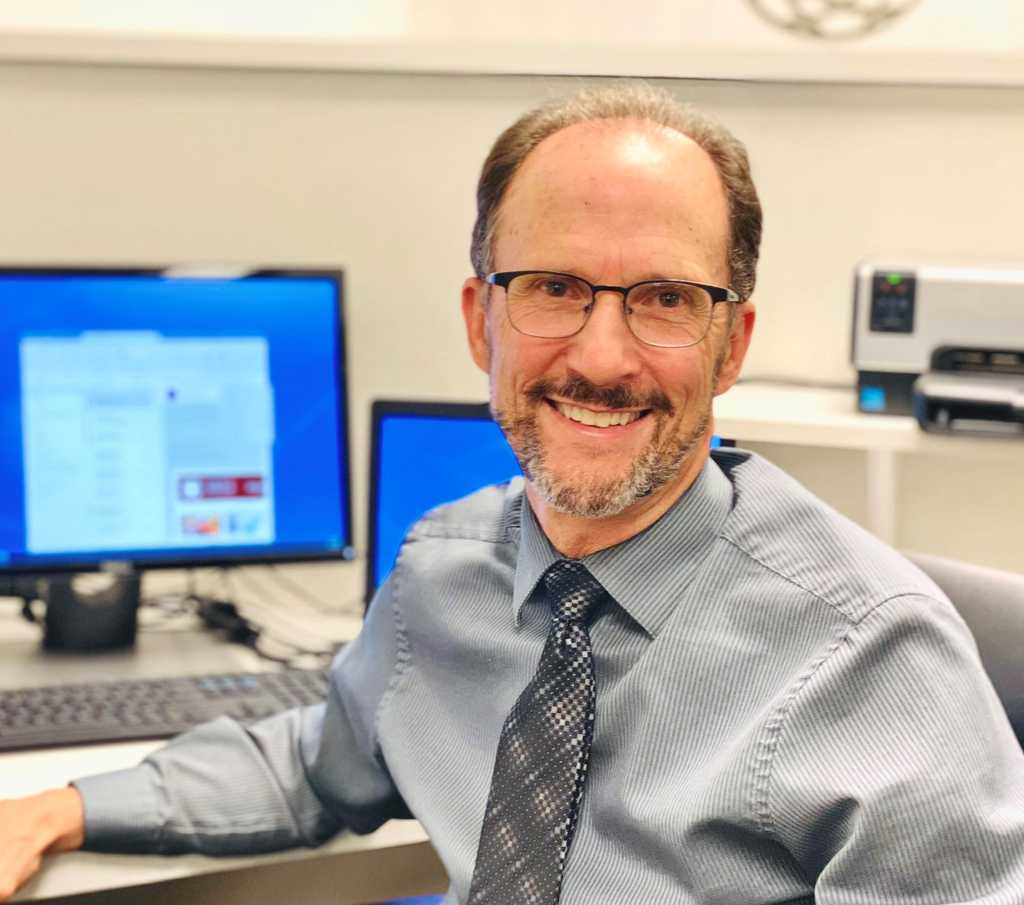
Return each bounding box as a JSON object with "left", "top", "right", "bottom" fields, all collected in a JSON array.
[
  {"left": 462, "top": 277, "right": 491, "bottom": 374},
  {"left": 713, "top": 301, "right": 756, "bottom": 396}
]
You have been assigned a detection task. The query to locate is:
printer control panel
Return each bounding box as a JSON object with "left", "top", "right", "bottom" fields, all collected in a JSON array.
[{"left": 869, "top": 271, "right": 916, "bottom": 333}]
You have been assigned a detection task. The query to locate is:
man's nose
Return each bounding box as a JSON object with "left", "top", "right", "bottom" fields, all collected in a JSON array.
[{"left": 564, "top": 290, "right": 643, "bottom": 386}]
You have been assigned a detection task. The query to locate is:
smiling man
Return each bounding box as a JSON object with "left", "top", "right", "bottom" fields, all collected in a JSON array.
[{"left": 3, "top": 82, "right": 1024, "bottom": 905}]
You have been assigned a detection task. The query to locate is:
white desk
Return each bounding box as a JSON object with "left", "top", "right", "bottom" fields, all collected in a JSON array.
[
  {"left": 716, "top": 382, "right": 1023, "bottom": 459},
  {"left": 714, "top": 382, "right": 1024, "bottom": 546},
  {"left": 0, "top": 577, "right": 447, "bottom": 905}
]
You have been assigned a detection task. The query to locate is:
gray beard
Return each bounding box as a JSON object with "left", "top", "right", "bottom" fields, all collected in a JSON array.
[{"left": 495, "top": 402, "right": 712, "bottom": 520}]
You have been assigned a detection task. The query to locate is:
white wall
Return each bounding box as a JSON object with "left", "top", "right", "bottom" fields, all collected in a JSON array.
[
  {"left": 0, "top": 63, "right": 1021, "bottom": 574},
  {"left": 3, "top": 0, "right": 1022, "bottom": 52},
  {"left": 2, "top": 1, "right": 1023, "bottom": 85}
]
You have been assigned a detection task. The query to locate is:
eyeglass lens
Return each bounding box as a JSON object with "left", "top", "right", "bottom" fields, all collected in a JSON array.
[{"left": 503, "top": 272, "right": 713, "bottom": 348}]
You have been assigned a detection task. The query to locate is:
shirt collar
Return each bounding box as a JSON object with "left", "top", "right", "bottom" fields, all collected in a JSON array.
[{"left": 511, "top": 457, "right": 734, "bottom": 636}]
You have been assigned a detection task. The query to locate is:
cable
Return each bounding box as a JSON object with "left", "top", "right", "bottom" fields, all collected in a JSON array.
[
  {"left": 136, "top": 568, "right": 222, "bottom": 632},
  {"left": 195, "top": 593, "right": 314, "bottom": 666},
  {"left": 262, "top": 564, "right": 365, "bottom": 616},
  {"left": 1, "top": 575, "right": 42, "bottom": 622},
  {"left": 195, "top": 598, "right": 261, "bottom": 647},
  {"left": 261, "top": 565, "right": 340, "bottom": 613},
  {"left": 21, "top": 598, "right": 43, "bottom": 624},
  {"left": 207, "top": 568, "right": 343, "bottom": 668},
  {"left": 231, "top": 568, "right": 349, "bottom": 640}
]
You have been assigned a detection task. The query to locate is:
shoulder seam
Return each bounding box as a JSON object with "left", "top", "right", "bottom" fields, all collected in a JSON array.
[
  {"left": 719, "top": 534, "right": 856, "bottom": 624},
  {"left": 411, "top": 521, "right": 509, "bottom": 544},
  {"left": 372, "top": 552, "right": 413, "bottom": 759}
]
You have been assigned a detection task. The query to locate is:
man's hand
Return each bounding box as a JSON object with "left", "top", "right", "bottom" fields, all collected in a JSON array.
[{"left": 0, "top": 788, "right": 84, "bottom": 902}]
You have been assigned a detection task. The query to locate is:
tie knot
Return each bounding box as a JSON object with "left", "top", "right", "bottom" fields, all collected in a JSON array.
[{"left": 542, "top": 560, "right": 606, "bottom": 623}]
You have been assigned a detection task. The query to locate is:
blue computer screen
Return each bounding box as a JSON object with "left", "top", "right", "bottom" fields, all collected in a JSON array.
[
  {"left": 373, "top": 413, "right": 521, "bottom": 591},
  {"left": 0, "top": 270, "right": 351, "bottom": 569}
]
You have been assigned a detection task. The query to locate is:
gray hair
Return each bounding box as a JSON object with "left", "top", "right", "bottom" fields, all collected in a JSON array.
[{"left": 470, "top": 82, "right": 763, "bottom": 301}]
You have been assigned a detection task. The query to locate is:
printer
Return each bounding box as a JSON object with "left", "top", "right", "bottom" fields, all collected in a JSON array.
[{"left": 852, "top": 261, "right": 1024, "bottom": 436}]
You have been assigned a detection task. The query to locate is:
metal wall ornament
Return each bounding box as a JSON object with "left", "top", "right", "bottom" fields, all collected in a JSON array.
[{"left": 747, "top": 0, "right": 923, "bottom": 41}]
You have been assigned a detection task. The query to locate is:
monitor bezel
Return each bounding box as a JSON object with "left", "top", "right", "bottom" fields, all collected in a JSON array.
[
  {"left": 0, "top": 264, "right": 355, "bottom": 574},
  {"left": 365, "top": 398, "right": 494, "bottom": 605}
]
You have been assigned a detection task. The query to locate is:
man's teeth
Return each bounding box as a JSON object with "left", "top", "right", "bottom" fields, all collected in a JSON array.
[{"left": 555, "top": 402, "right": 642, "bottom": 428}]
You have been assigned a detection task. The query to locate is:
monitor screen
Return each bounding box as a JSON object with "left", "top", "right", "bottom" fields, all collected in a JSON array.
[
  {"left": 366, "top": 399, "right": 733, "bottom": 603},
  {"left": 367, "top": 401, "right": 521, "bottom": 601},
  {"left": 0, "top": 267, "right": 353, "bottom": 572}
]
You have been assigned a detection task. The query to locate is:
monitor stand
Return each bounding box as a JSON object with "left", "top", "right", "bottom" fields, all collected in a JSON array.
[{"left": 40, "top": 572, "right": 142, "bottom": 651}]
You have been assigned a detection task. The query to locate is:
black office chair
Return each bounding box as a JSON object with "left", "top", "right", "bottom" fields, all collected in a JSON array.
[{"left": 908, "top": 552, "right": 1024, "bottom": 747}]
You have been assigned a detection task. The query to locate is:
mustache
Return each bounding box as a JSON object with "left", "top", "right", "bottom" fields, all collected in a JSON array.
[{"left": 525, "top": 376, "right": 673, "bottom": 414}]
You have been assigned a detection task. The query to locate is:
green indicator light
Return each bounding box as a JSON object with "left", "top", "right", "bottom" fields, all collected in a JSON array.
[{"left": 887, "top": 273, "right": 902, "bottom": 286}]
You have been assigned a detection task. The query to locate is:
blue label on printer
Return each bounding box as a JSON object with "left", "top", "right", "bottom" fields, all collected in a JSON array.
[{"left": 860, "top": 386, "right": 887, "bottom": 412}]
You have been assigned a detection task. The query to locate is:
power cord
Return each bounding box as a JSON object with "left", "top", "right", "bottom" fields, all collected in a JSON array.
[
  {"left": 199, "top": 570, "right": 342, "bottom": 667},
  {"left": 195, "top": 597, "right": 262, "bottom": 647},
  {"left": 262, "top": 564, "right": 363, "bottom": 614},
  {"left": 0, "top": 575, "right": 42, "bottom": 624},
  {"left": 262, "top": 565, "right": 333, "bottom": 611}
]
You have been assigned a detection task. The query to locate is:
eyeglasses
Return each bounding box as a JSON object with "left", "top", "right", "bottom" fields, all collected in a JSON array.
[{"left": 485, "top": 270, "right": 740, "bottom": 349}]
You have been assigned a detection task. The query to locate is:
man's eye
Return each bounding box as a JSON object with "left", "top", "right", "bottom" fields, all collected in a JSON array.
[
  {"left": 540, "top": 280, "right": 570, "bottom": 297},
  {"left": 657, "top": 291, "right": 683, "bottom": 308}
]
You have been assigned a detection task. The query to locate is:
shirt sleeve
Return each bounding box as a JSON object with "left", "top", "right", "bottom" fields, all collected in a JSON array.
[
  {"left": 72, "top": 575, "right": 412, "bottom": 855},
  {"left": 765, "top": 591, "right": 1024, "bottom": 902}
]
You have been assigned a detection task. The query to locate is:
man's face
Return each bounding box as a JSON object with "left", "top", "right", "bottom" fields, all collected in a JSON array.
[{"left": 463, "top": 119, "right": 754, "bottom": 521}]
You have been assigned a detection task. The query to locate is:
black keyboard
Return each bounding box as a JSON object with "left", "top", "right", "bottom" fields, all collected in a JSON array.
[{"left": 0, "top": 668, "right": 330, "bottom": 753}]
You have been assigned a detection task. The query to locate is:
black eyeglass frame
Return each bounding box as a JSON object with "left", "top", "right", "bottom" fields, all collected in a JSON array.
[{"left": 485, "top": 270, "right": 741, "bottom": 349}]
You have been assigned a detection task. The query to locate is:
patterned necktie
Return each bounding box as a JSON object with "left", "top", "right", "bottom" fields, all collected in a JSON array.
[{"left": 468, "top": 559, "right": 605, "bottom": 905}]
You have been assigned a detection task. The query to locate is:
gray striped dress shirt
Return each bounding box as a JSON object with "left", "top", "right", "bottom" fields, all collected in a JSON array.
[{"left": 75, "top": 449, "right": 1024, "bottom": 903}]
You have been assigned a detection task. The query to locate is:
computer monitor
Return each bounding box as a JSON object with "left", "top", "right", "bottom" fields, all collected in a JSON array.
[
  {"left": 366, "top": 400, "right": 520, "bottom": 604},
  {"left": 1, "top": 266, "right": 354, "bottom": 647},
  {"left": 365, "top": 399, "right": 734, "bottom": 605}
]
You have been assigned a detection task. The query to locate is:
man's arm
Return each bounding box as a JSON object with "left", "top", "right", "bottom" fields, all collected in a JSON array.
[
  {"left": 766, "top": 591, "right": 1024, "bottom": 901},
  {"left": 77, "top": 572, "right": 409, "bottom": 854},
  {"left": 0, "top": 573, "right": 408, "bottom": 894}
]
